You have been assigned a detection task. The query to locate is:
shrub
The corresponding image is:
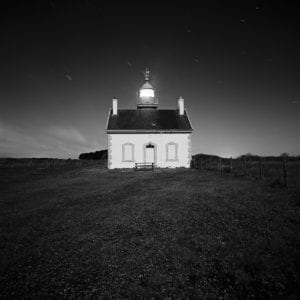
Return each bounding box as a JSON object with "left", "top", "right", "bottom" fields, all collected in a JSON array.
[{"left": 79, "top": 150, "right": 107, "bottom": 160}]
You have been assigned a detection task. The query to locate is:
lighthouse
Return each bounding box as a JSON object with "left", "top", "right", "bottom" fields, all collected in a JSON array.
[{"left": 106, "top": 69, "right": 193, "bottom": 169}]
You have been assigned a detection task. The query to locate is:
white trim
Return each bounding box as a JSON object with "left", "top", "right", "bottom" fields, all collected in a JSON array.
[
  {"left": 106, "top": 130, "right": 192, "bottom": 134},
  {"left": 143, "top": 142, "right": 157, "bottom": 165},
  {"left": 105, "top": 109, "right": 112, "bottom": 131},
  {"left": 122, "top": 142, "right": 135, "bottom": 162},
  {"left": 187, "top": 133, "right": 192, "bottom": 166},
  {"left": 166, "top": 142, "right": 178, "bottom": 161},
  {"left": 108, "top": 134, "right": 112, "bottom": 168},
  {"left": 184, "top": 109, "right": 194, "bottom": 131}
]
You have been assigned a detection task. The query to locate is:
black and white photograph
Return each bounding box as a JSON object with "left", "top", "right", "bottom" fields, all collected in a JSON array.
[{"left": 0, "top": 1, "right": 299, "bottom": 298}]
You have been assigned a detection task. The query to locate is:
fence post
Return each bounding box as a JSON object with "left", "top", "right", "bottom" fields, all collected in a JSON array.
[
  {"left": 259, "top": 156, "right": 262, "bottom": 179},
  {"left": 230, "top": 157, "right": 233, "bottom": 173},
  {"left": 282, "top": 156, "right": 287, "bottom": 187},
  {"left": 219, "top": 158, "right": 222, "bottom": 175},
  {"left": 243, "top": 157, "right": 246, "bottom": 176}
]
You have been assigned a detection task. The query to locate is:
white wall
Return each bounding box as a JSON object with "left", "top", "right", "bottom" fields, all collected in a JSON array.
[{"left": 108, "top": 133, "right": 192, "bottom": 169}]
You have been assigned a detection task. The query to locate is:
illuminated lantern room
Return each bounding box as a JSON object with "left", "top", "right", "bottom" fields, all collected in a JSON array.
[{"left": 137, "top": 69, "right": 158, "bottom": 109}]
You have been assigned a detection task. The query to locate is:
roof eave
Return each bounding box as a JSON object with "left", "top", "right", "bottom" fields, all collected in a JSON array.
[
  {"left": 184, "top": 109, "right": 194, "bottom": 131},
  {"left": 105, "top": 108, "right": 113, "bottom": 131},
  {"left": 106, "top": 129, "right": 193, "bottom": 134}
]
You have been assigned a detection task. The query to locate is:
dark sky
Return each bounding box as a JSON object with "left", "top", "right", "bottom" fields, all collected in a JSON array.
[{"left": 1, "top": 1, "right": 299, "bottom": 158}]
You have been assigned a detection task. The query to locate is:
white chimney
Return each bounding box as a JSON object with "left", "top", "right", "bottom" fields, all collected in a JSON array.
[
  {"left": 178, "top": 97, "right": 184, "bottom": 115},
  {"left": 112, "top": 98, "right": 118, "bottom": 115}
]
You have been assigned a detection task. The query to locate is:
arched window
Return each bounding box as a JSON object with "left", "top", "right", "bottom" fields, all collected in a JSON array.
[
  {"left": 122, "top": 143, "right": 134, "bottom": 162},
  {"left": 166, "top": 142, "right": 178, "bottom": 161}
]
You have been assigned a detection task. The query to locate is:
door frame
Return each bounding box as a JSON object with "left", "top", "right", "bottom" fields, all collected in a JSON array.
[{"left": 143, "top": 142, "right": 157, "bottom": 165}]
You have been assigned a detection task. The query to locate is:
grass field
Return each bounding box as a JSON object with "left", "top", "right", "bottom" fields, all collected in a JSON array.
[
  {"left": 192, "top": 155, "right": 300, "bottom": 188},
  {"left": 0, "top": 162, "right": 299, "bottom": 298}
]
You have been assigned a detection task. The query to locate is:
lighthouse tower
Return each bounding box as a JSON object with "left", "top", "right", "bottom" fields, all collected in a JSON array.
[{"left": 137, "top": 69, "right": 158, "bottom": 109}]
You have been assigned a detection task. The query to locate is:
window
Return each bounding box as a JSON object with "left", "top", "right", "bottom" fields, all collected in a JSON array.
[
  {"left": 122, "top": 143, "right": 134, "bottom": 162},
  {"left": 140, "top": 88, "right": 154, "bottom": 98},
  {"left": 166, "top": 142, "right": 178, "bottom": 161}
]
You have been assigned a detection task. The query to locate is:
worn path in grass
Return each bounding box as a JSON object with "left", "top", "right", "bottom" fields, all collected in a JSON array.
[{"left": 0, "top": 165, "right": 299, "bottom": 298}]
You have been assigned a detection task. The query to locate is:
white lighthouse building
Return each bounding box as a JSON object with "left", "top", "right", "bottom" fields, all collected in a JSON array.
[{"left": 105, "top": 70, "right": 193, "bottom": 169}]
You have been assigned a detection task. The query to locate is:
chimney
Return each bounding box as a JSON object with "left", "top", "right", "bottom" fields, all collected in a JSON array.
[
  {"left": 178, "top": 97, "right": 184, "bottom": 115},
  {"left": 112, "top": 98, "right": 118, "bottom": 115}
]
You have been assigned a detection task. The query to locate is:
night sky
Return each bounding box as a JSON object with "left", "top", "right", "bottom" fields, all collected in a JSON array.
[{"left": 1, "top": 1, "right": 299, "bottom": 158}]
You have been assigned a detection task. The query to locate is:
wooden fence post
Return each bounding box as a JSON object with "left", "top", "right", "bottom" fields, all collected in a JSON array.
[
  {"left": 259, "top": 156, "right": 262, "bottom": 179},
  {"left": 243, "top": 157, "right": 246, "bottom": 176},
  {"left": 219, "top": 158, "right": 222, "bottom": 175},
  {"left": 282, "top": 156, "right": 287, "bottom": 187},
  {"left": 230, "top": 157, "right": 233, "bottom": 173}
]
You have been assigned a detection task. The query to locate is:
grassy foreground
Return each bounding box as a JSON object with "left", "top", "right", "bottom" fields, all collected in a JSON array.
[{"left": 0, "top": 164, "right": 299, "bottom": 298}]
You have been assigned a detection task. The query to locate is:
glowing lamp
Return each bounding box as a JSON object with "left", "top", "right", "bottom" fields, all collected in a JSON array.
[{"left": 139, "top": 88, "right": 154, "bottom": 98}]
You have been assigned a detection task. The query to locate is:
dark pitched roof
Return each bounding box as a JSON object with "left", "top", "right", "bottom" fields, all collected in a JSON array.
[{"left": 106, "top": 109, "right": 193, "bottom": 132}]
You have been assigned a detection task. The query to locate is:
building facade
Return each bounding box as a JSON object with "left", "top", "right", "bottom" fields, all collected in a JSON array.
[{"left": 106, "top": 70, "right": 193, "bottom": 169}]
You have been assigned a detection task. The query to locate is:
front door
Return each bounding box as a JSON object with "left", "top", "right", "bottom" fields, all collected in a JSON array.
[{"left": 145, "top": 144, "right": 155, "bottom": 164}]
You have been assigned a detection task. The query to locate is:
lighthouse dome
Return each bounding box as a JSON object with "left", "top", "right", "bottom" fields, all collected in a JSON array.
[
  {"left": 137, "top": 69, "right": 158, "bottom": 109},
  {"left": 141, "top": 81, "right": 154, "bottom": 90}
]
